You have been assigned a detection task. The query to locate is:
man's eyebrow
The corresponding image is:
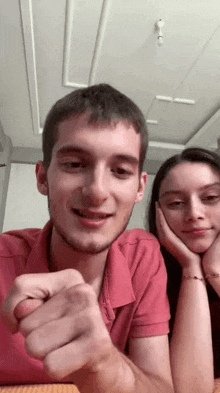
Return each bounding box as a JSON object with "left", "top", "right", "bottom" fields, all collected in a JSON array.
[
  {"left": 160, "top": 182, "right": 220, "bottom": 199},
  {"left": 55, "top": 146, "right": 88, "bottom": 157},
  {"left": 113, "top": 154, "right": 139, "bottom": 165},
  {"left": 55, "top": 147, "right": 139, "bottom": 164}
]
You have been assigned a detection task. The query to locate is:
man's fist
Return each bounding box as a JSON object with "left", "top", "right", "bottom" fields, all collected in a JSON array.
[
  {"left": 1, "top": 269, "right": 84, "bottom": 332},
  {"left": 1, "top": 269, "right": 113, "bottom": 382}
]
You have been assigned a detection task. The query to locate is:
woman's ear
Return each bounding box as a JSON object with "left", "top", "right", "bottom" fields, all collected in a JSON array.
[
  {"left": 135, "top": 172, "right": 148, "bottom": 204},
  {"left": 35, "top": 161, "right": 48, "bottom": 196}
]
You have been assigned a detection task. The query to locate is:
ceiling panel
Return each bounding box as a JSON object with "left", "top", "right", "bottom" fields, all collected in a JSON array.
[{"left": 1, "top": 0, "right": 220, "bottom": 170}]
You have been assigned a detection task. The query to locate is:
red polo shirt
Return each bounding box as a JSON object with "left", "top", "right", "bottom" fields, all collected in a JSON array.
[{"left": 0, "top": 222, "right": 169, "bottom": 385}]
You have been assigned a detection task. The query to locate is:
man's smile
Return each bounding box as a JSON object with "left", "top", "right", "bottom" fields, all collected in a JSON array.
[{"left": 72, "top": 208, "right": 113, "bottom": 220}]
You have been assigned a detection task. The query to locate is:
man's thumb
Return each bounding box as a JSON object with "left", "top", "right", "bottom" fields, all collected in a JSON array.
[{"left": 14, "top": 298, "right": 44, "bottom": 320}]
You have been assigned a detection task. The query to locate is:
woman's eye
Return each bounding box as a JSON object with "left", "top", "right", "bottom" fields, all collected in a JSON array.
[
  {"left": 167, "top": 201, "right": 184, "bottom": 208},
  {"left": 202, "top": 195, "right": 220, "bottom": 204}
]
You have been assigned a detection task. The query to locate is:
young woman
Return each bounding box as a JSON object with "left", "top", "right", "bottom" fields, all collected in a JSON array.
[{"left": 147, "top": 147, "right": 220, "bottom": 393}]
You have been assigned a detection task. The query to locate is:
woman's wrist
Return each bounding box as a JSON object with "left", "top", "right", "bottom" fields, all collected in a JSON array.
[
  {"left": 182, "top": 265, "right": 204, "bottom": 277},
  {"left": 182, "top": 266, "right": 206, "bottom": 284},
  {"left": 204, "top": 271, "right": 220, "bottom": 281},
  {"left": 176, "top": 253, "right": 201, "bottom": 269},
  {"left": 203, "top": 264, "right": 220, "bottom": 277}
]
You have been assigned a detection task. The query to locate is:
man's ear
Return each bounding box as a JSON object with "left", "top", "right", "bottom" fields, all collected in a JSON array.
[
  {"left": 35, "top": 161, "right": 48, "bottom": 196},
  {"left": 135, "top": 172, "right": 147, "bottom": 204}
]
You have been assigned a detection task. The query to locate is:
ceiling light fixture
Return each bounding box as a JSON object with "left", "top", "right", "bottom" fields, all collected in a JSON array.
[
  {"left": 155, "top": 19, "right": 164, "bottom": 47},
  {"left": 156, "top": 95, "right": 195, "bottom": 105},
  {"left": 146, "top": 120, "right": 158, "bottom": 125}
]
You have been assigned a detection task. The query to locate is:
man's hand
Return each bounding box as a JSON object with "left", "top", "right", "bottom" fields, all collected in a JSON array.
[
  {"left": 1, "top": 268, "right": 174, "bottom": 392},
  {"left": 1, "top": 269, "right": 114, "bottom": 382},
  {"left": 1, "top": 269, "right": 85, "bottom": 333}
]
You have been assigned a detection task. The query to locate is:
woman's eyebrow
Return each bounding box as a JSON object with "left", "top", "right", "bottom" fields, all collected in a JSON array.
[
  {"left": 160, "top": 182, "right": 220, "bottom": 199},
  {"left": 200, "top": 182, "right": 220, "bottom": 190},
  {"left": 159, "top": 190, "right": 183, "bottom": 199}
]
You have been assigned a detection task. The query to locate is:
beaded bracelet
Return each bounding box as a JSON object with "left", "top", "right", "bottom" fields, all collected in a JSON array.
[
  {"left": 205, "top": 273, "right": 220, "bottom": 279},
  {"left": 183, "top": 274, "right": 206, "bottom": 283}
]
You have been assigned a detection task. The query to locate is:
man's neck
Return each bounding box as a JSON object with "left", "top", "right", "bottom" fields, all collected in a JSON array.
[{"left": 49, "top": 228, "right": 109, "bottom": 297}]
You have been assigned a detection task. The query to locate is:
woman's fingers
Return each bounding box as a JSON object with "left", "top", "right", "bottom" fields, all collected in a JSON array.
[
  {"left": 156, "top": 202, "right": 175, "bottom": 246},
  {"left": 203, "top": 232, "right": 220, "bottom": 273},
  {"left": 156, "top": 203, "right": 200, "bottom": 267}
]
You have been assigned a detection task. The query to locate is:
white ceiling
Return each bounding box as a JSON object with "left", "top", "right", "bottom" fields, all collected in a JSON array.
[{"left": 1, "top": 0, "right": 220, "bottom": 173}]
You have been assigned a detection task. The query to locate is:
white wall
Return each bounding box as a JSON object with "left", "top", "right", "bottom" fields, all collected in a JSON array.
[
  {"left": 3, "top": 164, "right": 49, "bottom": 232},
  {"left": 126, "top": 174, "right": 154, "bottom": 230},
  {"left": 3, "top": 163, "right": 154, "bottom": 232}
]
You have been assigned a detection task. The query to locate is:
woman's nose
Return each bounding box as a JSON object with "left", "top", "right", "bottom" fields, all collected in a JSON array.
[{"left": 185, "top": 199, "right": 205, "bottom": 221}]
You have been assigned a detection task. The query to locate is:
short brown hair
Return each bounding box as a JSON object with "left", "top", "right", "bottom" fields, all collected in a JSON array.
[{"left": 42, "top": 83, "right": 148, "bottom": 172}]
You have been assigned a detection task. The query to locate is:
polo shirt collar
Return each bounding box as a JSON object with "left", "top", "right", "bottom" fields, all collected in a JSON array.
[
  {"left": 24, "top": 221, "right": 52, "bottom": 274},
  {"left": 99, "top": 238, "right": 135, "bottom": 315}
]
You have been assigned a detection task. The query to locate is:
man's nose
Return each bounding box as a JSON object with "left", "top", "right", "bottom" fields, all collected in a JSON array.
[
  {"left": 185, "top": 198, "right": 205, "bottom": 221},
  {"left": 82, "top": 168, "right": 109, "bottom": 205}
]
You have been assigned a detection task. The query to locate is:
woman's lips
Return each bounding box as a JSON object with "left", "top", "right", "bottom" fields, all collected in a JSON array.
[{"left": 182, "top": 228, "right": 211, "bottom": 236}]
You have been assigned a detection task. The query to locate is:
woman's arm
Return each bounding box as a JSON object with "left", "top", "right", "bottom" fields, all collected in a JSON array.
[
  {"left": 156, "top": 205, "right": 214, "bottom": 393},
  {"left": 170, "top": 265, "right": 213, "bottom": 393}
]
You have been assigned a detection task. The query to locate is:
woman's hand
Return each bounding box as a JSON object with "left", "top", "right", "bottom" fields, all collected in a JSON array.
[
  {"left": 156, "top": 203, "right": 201, "bottom": 268},
  {"left": 202, "top": 232, "right": 220, "bottom": 298},
  {"left": 202, "top": 232, "right": 220, "bottom": 275}
]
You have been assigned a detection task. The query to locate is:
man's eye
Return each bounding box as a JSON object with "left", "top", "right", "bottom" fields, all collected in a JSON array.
[
  {"left": 112, "top": 167, "right": 132, "bottom": 178},
  {"left": 66, "top": 162, "right": 81, "bottom": 168},
  {"left": 61, "top": 162, "right": 85, "bottom": 170}
]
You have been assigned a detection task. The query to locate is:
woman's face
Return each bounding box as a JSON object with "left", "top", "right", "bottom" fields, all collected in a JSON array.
[{"left": 159, "top": 161, "right": 220, "bottom": 253}]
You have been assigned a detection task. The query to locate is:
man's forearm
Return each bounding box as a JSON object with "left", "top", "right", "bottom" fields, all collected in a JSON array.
[{"left": 71, "top": 347, "right": 174, "bottom": 393}]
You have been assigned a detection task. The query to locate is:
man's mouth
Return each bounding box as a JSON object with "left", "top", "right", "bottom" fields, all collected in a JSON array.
[{"left": 73, "top": 209, "right": 112, "bottom": 220}]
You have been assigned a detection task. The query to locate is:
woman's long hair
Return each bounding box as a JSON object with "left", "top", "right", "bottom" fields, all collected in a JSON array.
[
  {"left": 147, "top": 147, "right": 220, "bottom": 238},
  {"left": 146, "top": 147, "right": 220, "bottom": 332}
]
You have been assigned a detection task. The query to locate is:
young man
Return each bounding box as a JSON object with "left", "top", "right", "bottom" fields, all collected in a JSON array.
[{"left": 0, "top": 84, "right": 173, "bottom": 392}]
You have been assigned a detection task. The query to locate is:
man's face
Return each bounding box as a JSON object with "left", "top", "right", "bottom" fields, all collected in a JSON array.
[{"left": 36, "top": 114, "right": 147, "bottom": 254}]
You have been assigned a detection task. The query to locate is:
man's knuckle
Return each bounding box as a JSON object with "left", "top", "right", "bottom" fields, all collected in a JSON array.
[
  {"left": 65, "top": 283, "right": 95, "bottom": 304},
  {"left": 65, "top": 269, "right": 84, "bottom": 284},
  {"left": 79, "top": 283, "right": 95, "bottom": 297},
  {"left": 25, "top": 334, "right": 44, "bottom": 359},
  {"left": 14, "top": 274, "right": 28, "bottom": 290},
  {"left": 44, "top": 356, "right": 61, "bottom": 380},
  {"left": 18, "top": 319, "right": 29, "bottom": 336}
]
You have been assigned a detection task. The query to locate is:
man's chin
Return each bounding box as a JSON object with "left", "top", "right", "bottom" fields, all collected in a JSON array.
[
  {"left": 57, "top": 230, "right": 112, "bottom": 254},
  {"left": 70, "top": 241, "right": 111, "bottom": 255},
  {"left": 51, "top": 215, "right": 131, "bottom": 255}
]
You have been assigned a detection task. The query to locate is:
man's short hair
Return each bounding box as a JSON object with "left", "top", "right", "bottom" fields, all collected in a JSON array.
[{"left": 42, "top": 83, "right": 148, "bottom": 172}]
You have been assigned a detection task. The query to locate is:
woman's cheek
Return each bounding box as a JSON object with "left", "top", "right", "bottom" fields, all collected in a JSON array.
[{"left": 163, "top": 209, "right": 180, "bottom": 234}]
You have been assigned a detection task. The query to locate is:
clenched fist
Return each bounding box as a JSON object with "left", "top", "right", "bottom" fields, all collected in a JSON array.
[{"left": 1, "top": 269, "right": 114, "bottom": 383}]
